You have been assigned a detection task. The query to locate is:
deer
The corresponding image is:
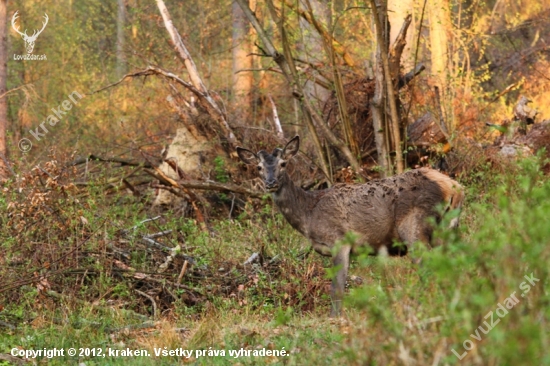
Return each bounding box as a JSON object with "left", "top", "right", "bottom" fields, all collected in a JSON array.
[
  {"left": 237, "top": 135, "right": 465, "bottom": 316},
  {"left": 12, "top": 11, "right": 49, "bottom": 54}
]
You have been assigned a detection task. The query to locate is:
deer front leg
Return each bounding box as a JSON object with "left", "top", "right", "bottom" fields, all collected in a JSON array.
[{"left": 330, "top": 244, "right": 351, "bottom": 317}]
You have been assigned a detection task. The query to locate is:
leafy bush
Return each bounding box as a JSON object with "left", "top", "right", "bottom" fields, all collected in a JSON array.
[{"left": 345, "top": 156, "right": 550, "bottom": 364}]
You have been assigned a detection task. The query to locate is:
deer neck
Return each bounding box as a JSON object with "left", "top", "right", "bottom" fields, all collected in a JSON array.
[{"left": 271, "top": 172, "right": 314, "bottom": 237}]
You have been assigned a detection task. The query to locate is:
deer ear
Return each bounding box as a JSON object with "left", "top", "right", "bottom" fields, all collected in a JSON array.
[
  {"left": 236, "top": 147, "right": 260, "bottom": 165},
  {"left": 282, "top": 135, "right": 300, "bottom": 159}
]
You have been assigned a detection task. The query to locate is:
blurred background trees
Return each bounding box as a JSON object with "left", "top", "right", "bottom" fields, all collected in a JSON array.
[{"left": 1, "top": 0, "right": 549, "bottom": 183}]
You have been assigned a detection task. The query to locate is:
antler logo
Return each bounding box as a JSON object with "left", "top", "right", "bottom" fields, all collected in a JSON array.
[{"left": 11, "top": 11, "right": 48, "bottom": 54}]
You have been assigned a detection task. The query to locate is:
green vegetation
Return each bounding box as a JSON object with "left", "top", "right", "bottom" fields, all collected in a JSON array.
[
  {"left": 1, "top": 0, "right": 549, "bottom": 364},
  {"left": 1, "top": 155, "right": 549, "bottom": 365}
]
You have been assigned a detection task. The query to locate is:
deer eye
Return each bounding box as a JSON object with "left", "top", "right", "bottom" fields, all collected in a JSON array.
[
  {"left": 280, "top": 161, "right": 287, "bottom": 168},
  {"left": 257, "top": 166, "right": 262, "bottom": 171}
]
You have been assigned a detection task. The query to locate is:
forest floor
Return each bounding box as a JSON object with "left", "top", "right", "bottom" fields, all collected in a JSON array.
[{"left": 1, "top": 155, "right": 549, "bottom": 365}]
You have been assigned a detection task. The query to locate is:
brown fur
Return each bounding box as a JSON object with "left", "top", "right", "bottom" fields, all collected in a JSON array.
[{"left": 237, "top": 136, "right": 465, "bottom": 316}]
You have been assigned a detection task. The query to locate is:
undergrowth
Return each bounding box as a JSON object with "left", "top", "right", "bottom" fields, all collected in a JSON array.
[{"left": 0, "top": 154, "right": 549, "bottom": 365}]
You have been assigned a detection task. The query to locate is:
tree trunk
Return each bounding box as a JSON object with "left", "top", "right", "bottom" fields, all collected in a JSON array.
[
  {"left": 232, "top": 0, "right": 253, "bottom": 114},
  {"left": 388, "top": 0, "right": 413, "bottom": 68},
  {"left": 370, "top": 0, "right": 404, "bottom": 174},
  {"left": 428, "top": 0, "right": 452, "bottom": 130},
  {"left": 0, "top": 0, "right": 8, "bottom": 180},
  {"left": 116, "top": 0, "right": 126, "bottom": 79},
  {"left": 370, "top": 0, "right": 390, "bottom": 176}
]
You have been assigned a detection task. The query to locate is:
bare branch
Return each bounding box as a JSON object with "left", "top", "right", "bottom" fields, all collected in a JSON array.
[
  {"left": 156, "top": 0, "right": 207, "bottom": 93},
  {"left": 399, "top": 64, "right": 425, "bottom": 88},
  {"left": 236, "top": 0, "right": 361, "bottom": 176},
  {"left": 68, "top": 154, "right": 153, "bottom": 168},
  {"left": 135, "top": 290, "right": 158, "bottom": 319},
  {"left": 145, "top": 168, "right": 207, "bottom": 228},
  {"left": 92, "top": 66, "right": 237, "bottom": 145},
  {"left": 389, "top": 14, "right": 413, "bottom": 75},
  {"left": 145, "top": 230, "right": 173, "bottom": 239},
  {"left": 177, "top": 260, "right": 189, "bottom": 284},
  {"left": 268, "top": 95, "right": 284, "bottom": 139},
  {"left": 152, "top": 180, "right": 265, "bottom": 199},
  {"left": 282, "top": 0, "right": 355, "bottom": 66},
  {"left": 0, "top": 84, "right": 29, "bottom": 99}
]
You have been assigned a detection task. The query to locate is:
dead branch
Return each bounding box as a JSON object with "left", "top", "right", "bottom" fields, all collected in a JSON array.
[
  {"left": 281, "top": 0, "right": 355, "bottom": 66},
  {"left": 389, "top": 14, "right": 413, "bottom": 76},
  {"left": 156, "top": 0, "right": 207, "bottom": 94},
  {"left": 177, "top": 260, "right": 189, "bottom": 284},
  {"left": 135, "top": 290, "right": 158, "bottom": 319},
  {"left": 145, "top": 230, "right": 173, "bottom": 239},
  {"left": 92, "top": 66, "right": 237, "bottom": 146},
  {"left": 141, "top": 237, "right": 172, "bottom": 252},
  {"left": 399, "top": 64, "right": 426, "bottom": 88},
  {"left": 145, "top": 167, "right": 207, "bottom": 228},
  {"left": 268, "top": 95, "right": 284, "bottom": 139},
  {"left": 165, "top": 159, "right": 186, "bottom": 179},
  {"left": 0, "top": 84, "right": 30, "bottom": 99},
  {"left": 152, "top": 180, "right": 264, "bottom": 198},
  {"left": 243, "top": 252, "right": 260, "bottom": 265},
  {"left": 155, "top": 0, "right": 237, "bottom": 144},
  {"left": 136, "top": 274, "right": 203, "bottom": 296},
  {"left": 68, "top": 155, "right": 153, "bottom": 168},
  {"left": 151, "top": 183, "right": 186, "bottom": 199},
  {"left": 122, "top": 178, "right": 141, "bottom": 198},
  {"left": 124, "top": 215, "right": 161, "bottom": 233}
]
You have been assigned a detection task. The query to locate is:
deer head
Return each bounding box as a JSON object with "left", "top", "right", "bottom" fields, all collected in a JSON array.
[
  {"left": 12, "top": 11, "right": 49, "bottom": 54},
  {"left": 236, "top": 136, "right": 300, "bottom": 192}
]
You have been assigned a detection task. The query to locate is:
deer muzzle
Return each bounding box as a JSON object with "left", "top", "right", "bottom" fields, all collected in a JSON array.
[{"left": 265, "top": 178, "right": 279, "bottom": 192}]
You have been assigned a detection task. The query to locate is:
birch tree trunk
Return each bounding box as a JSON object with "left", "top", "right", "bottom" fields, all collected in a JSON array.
[
  {"left": 232, "top": 0, "right": 253, "bottom": 113},
  {"left": 428, "top": 0, "right": 452, "bottom": 129},
  {"left": 388, "top": 0, "right": 413, "bottom": 69}
]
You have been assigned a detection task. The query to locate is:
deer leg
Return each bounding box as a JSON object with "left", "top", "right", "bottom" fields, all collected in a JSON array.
[{"left": 330, "top": 244, "right": 351, "bottom": 317}]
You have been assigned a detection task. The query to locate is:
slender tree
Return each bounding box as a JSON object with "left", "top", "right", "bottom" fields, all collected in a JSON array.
[
  {"left": 0, "top": 0, "right": 8, "bottom": 180},
  {"left": 429, "top": 0, "right": 452, "bottom": 129},
  {"left": 370, "top": 0, "right": 404, "bottom": 174}
]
